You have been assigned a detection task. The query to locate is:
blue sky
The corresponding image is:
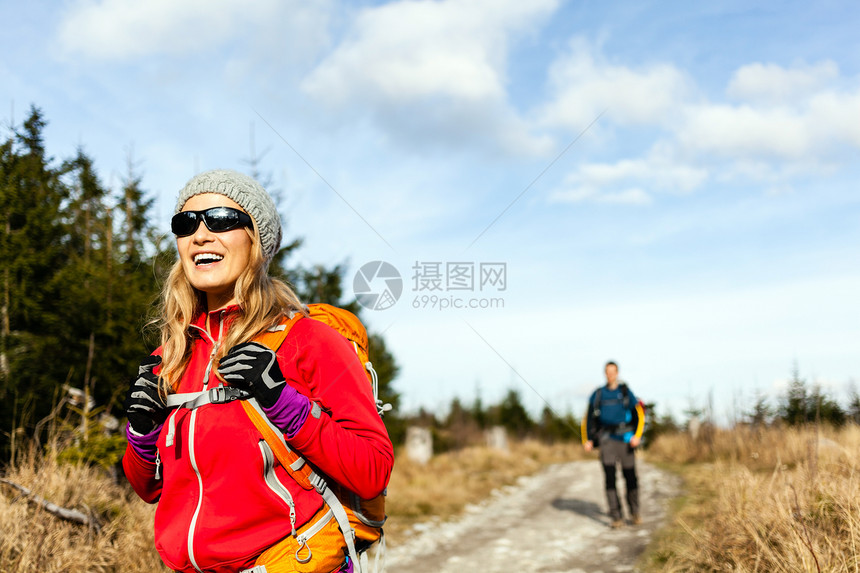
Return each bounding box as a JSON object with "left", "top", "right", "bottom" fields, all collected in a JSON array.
[{"left": 3, "top": 0, "right": 859, "bottom": 422}]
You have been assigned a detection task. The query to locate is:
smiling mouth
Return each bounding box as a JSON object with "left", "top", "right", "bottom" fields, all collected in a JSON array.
[{"left": 194, "top": 253, "right": 224, "bottom": 266}]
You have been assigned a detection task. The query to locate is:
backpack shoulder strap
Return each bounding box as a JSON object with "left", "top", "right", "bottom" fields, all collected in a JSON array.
[
  {"left": 241, "top": 397, "right": 362, "bottom": 570},
  {"left": 243, "top": 310, "right": 315, "bottom": 489},
  {"left": 592, "top": 387, "right": 603, "bottom": 416},
  {"left": 246, "top": 309, "right": 363, "bottom": 571},
  {"left": 240, "top": 399, "right": 316, "bottom": 490},
  {"left": 252, "top": 310, "right": 304, "bottom": 352},
  {"left": 619, "top": 383, "right": 630, "bottom": 409}
]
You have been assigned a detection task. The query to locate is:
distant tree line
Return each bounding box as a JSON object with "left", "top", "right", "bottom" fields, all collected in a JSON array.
[
  {"left": 648, "top": 363, "right": 860, "bottom": 439},
  {"left": 395, "top": 391, "right": 692, "bottom": 454},
  {"left": 402, "top": 360, "right": 860, "bottom": 456},
  {"left": 747, "top": 363, "right": 860, "bottom": 428},
  {"left": 399, "top": 388, "right": 581, "bottom": 454},
  {"left": 0, "top": 106, "right": 400, "bottom": 461}
]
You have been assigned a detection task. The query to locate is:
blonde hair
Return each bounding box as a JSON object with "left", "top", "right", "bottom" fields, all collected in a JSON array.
[{"left": 155, "top": 224, "right": 305, "bottom": 394}]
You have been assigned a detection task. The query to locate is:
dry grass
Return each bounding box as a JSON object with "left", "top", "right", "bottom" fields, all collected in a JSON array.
[
  {"left": 643, "top": 425, "right": 860, "bottom": 572},
  {"left": 11, "top": 424, "right": 858, "bottom": 572},
  {"left": 0, "top": 436, "right": 581, "bottom": 571},
  {"left": 379, "top": 439, "right": 584, "bottom": 543},
  {"left": 0, "top": 443, "right": 166, "bottom": 572}
]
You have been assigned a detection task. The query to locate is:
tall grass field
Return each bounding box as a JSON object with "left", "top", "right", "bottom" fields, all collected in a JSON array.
[
  {"left": 643, "top": 424, "right": 860, "bottom": 572},
  {"left": 2, "top": 425, "right": 858, "bottom": 571},
  {"left": 0, "top": 437, "right": 581, "bottom": 572}
]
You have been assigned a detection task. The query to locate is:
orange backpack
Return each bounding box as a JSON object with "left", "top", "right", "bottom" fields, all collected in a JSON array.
[{"left": 245, "top": 304, "right": 389, "bottom": 572}]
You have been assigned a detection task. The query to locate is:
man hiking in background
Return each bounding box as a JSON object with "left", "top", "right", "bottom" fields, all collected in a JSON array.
[{"left": 582, "top": 361, "right": 645, "bottom": 528}]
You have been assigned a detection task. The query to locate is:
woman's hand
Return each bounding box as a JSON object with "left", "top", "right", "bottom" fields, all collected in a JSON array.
[
  {"left": 218, "top": 342, "right": 288, "bottom": 408},
  {"left": 218, "top": 342, "right": 312, "bottom": 436},
  {"left": 124, "top": 355, "right": 170, "bottom": 435}
]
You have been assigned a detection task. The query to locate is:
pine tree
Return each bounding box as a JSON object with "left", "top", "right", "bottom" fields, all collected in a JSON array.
[
  {"left": 0, "top": 106, "right": 69, "bottom": 448},
  {"left": 781, "top": 363, "right": 808, "bottom": 426},
  {"left": 101, "top": 155, "right": 164, "bottom": 410},
  {"left": 807, "top": 384, "right": 846, "bottom": 426},
  {"left": 748, "top": 391, "right": 772, "bottom": 427},
  {"left": 51, "top": 150, "right": 116, "bottom": 408},
  {"left": 491, "top": 388, "right": 534, "bottom": 438},
  {"left": 537, "top": 405, "right": 579, "bottom": 443},
  {"left": 0, "top": 110, "right": 164, "bottom": 457},
  {"left": 847, "top": 382, "right": 860, "bottom": 424},
  {"left": 119, "top": 149, "right": 154, "bottom": 265}
]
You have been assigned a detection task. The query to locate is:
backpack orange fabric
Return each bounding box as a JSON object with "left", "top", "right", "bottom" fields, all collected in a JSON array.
[{"left": 248, "top": 304, "right": 387, "bottom": 565}]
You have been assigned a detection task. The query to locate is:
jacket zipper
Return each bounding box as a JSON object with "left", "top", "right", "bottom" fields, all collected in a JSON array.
[
  {"left": 185, "top": 311, "right": 225, "bottom": 573},
  {"left": 259, "top": 440, "right": 337, "bottom": 565},
  {"left": 259, "top": 439, "right": 298, "bottom": 536},
  {"left": 186, "top": 408, "right": 204, "bottom": 573}
]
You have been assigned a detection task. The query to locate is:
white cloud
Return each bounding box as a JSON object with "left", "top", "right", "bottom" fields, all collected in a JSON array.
[
  {"left": 538, "top": 38, "right": 692, "bottom": 128},
  {"left": 808, "top": 89, "right": 860, "bottom": 148},
  {"left": 551, "top": 187, "right": 652, "bottom": 205},
  {"left": 550, "top": 149, "right": 707, "bottom": 205},
  {"left": 537, "top": 51, "right": 860, "bottom": 192},
  {"left": 579, "top": 157, "right": 706, "bottom": 193},
  {"left": 301, "top": 0, "right": 558, "bottom": 155},
  {"left": 678, "top": 88, "right": 860, "bottom": 161},
  {"left": 304, "top": 0, "right": 556, "bottom": 105},
  {"left": 673, "top": 60, "right": 860, "bottom": 162},
  {"left": 678, "top": 103, "right": 811, "bottom": 159},
  {"left": 727, "top": 61, "right": 839, "bottom": 104},
  {"left": 56, "top": 0, "right": 329, "bottom": 61}
]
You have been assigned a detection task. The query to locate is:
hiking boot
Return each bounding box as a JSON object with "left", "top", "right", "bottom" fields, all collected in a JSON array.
[
  {"left": 631, "top": 514, "right": 642, "bottom": 525},
  {"left": 610, "top": 519, "right": 624, "bottom": 529}
]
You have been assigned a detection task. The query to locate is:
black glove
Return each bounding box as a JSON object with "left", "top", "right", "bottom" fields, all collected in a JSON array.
[
  {"left": 124, "top": 355, "right": 169, "bottom": 435},
  {"left": 218, "top": 342, "right": 287, "bottom": 409}
]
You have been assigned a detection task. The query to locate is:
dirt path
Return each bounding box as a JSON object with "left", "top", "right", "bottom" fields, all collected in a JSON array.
[{"left": 384, "top": 460, "right": 680, "bottom": 573}]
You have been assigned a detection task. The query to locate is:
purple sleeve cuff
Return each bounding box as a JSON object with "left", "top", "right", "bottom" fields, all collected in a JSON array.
[
  {"left": 126, "top": 422, "right": 161, "bottom": 463},
  {"left": 262, "top": 388, "right": 312, "bottom": 439}
]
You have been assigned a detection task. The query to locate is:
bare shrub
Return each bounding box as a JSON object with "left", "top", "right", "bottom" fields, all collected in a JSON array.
[{"left": 0, "top": 441, "right": 166, "bottom": 572}]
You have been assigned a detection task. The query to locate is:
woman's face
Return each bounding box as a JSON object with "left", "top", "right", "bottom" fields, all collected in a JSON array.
[{"left": 176, "top": 193, "right": 254, "bottom": 311}]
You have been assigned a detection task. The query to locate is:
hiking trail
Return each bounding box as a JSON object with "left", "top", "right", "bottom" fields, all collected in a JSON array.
[{"left": 385, "top": 460, "right": 680, "bottom": 572}]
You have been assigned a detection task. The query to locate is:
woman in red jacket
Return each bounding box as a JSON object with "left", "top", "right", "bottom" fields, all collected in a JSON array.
[{"left": 122, "top": 169, "right": 393, "bottom": 573}]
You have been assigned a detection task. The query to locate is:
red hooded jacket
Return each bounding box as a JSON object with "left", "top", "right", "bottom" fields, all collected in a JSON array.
[{"left": 122, "top": 306, "right": 394, "bottom": 572}]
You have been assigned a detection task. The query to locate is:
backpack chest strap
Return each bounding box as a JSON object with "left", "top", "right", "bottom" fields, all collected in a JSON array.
[
  {"left": 165, "top": 384, "right": 251, "bottom": 410},
  {"left": 164, "top": 313, "right": 303, "bottom": 411}
]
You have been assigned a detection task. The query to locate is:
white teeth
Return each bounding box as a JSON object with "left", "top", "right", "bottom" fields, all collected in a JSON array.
[{"left": 194, "top": 253, "right": 224, "bottom": 265}]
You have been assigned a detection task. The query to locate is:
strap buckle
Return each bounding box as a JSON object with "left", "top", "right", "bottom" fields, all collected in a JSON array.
[
  {"left": 309, "top": 471, "right": 328, "bottom": 495},
  {"left": 208, "top": 384, "right": 245, "bottom": 404}
]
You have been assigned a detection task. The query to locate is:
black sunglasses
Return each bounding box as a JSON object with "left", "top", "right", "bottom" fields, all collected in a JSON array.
[{"left": 171, "top": 207, "right": 253, "bottom": 237}]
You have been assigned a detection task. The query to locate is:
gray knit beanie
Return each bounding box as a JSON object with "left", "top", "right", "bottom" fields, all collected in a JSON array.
[{"left": 175, "top": 169, "right": 282, "bottom": 262}]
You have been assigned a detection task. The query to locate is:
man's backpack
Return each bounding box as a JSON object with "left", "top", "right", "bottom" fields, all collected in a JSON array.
[
  {"left": 592, "top": 383, "right": 630, "bottom": 418},
  {"left": 590, "top": 384, "right": 639, "bottom": 446}
]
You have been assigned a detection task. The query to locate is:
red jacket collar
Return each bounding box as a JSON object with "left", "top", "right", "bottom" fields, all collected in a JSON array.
[{"left": 191, "top": 304, "right": 242, "bottom": 341}]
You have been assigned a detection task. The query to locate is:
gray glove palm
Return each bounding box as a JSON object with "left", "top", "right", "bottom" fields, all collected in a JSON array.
[
  {"left": 124, "top": 355, "right": 169, "bottom": 435},
  {"left": 218, "top": 342, "right": 287, "bottom": 409}
]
